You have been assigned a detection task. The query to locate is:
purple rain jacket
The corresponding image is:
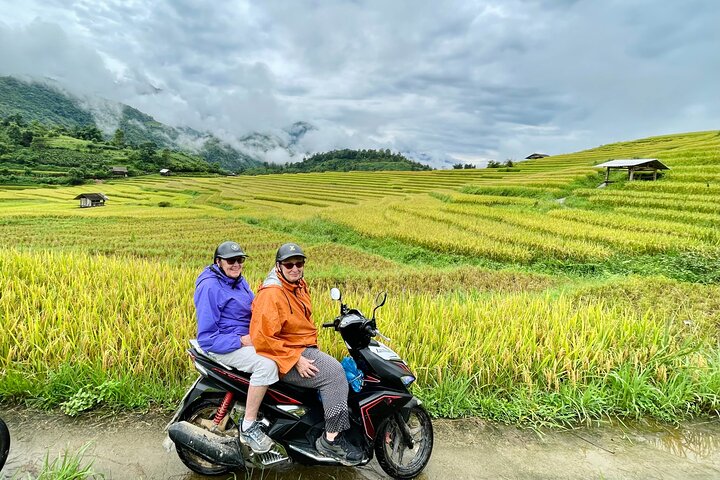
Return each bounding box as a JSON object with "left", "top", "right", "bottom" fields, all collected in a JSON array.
[{"left": 194, "top": 265, "right": 255, "bottom": 354}]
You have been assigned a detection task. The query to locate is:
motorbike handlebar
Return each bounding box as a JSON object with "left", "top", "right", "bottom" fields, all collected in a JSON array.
[{"left": 322, "top": 322, "right": 336, "bottom": 328}]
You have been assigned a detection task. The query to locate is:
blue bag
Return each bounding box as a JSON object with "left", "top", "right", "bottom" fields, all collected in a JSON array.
[{"left": 341, "top": 356, "right": 364, "bottom": 392}]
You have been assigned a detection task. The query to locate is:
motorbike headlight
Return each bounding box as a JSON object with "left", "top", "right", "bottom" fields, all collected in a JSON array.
[{"left": 400, "top": 375, "right": 416, "bottom": 386}]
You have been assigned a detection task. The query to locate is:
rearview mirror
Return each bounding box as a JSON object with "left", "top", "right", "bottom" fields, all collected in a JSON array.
[
  {"left": 375, "top": 291, "right": 387, "bottom": 308},
  {"left": 330, "top": 287, "right": 342, "bottom": 301}
]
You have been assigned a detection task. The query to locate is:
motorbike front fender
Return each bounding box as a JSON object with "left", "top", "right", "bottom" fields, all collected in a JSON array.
[{"left": 399, "top": 396, "right": 422, "bottom": 421}]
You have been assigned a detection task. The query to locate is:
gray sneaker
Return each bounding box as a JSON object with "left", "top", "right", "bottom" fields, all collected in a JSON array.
[
  {"left": 240, "top": 422, "right": 274, "bottom": 454},
  {"left": 315, "top": 432, "right": 363, "bottom": 466}
]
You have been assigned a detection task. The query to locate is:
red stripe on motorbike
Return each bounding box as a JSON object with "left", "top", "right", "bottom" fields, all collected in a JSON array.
[
  {"left": 212, "top": 367, "right": 250, "bottom": 385},
  {"left": 266, "top": 389, "right": 302, "bottom": 405},
  {"left": 395, "top": 361, "right": 413, "bottom": 373},
  {"left": 360, "top": 394, "right": 402, "bottom": 439},
  {"left": 364, "top": 375, "right": 381, "bottom": 383},
  {"left": 211, "top": 367, "right": 302, "bottom": 405}
]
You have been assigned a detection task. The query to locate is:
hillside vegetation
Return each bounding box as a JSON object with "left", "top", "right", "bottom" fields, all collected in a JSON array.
[
  {"left": 0, "top": 76, "right": 95, "bottom": 127},
  {"left": 1, "top": 130, "right": 719, "bottom": 425},
  {"left": 244, "top": 148, "right": 432, "bottom": 174},
  {"left": 0, "top": 76, "right": 262, "bottom": 172},
  {"left": 0, "top": 113, "right": 222, "bottom": 184}
]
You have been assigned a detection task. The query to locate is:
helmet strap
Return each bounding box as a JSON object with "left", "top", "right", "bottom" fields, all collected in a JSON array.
[
  {"left": 277, "top": 263, "right": 302, "bottom": 284},
  {"left": 214, "top": 258, "right": 228, "bottom": 277}
]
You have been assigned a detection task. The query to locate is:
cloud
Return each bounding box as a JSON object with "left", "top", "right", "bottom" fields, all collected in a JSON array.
[
  {"left": 0, "top": 20, "right": 117, "bottom": 96},
  {"left": 0, "top": 0, "right": 719, "bottom": 167}
]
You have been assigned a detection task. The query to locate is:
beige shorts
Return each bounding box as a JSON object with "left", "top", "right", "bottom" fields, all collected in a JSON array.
[{"left": 210, "top": 346, "right": 279, "bottom": 386}]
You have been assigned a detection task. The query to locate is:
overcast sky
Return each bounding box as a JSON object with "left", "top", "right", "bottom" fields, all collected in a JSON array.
[{"left": 1, "top": 0, "right": 719, "bottom": 167}]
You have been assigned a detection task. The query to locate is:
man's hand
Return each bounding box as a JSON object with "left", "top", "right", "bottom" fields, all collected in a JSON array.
[
  {"left": 241, "top": 334, "right": 253, "bottom": 346},
  {"left": 295, "top": 355, "right": 319, "bottom": 378}
]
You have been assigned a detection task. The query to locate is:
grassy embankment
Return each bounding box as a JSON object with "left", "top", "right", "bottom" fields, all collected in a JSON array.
[{"left": 1, "top": 130, "right": 719, "bottom": 425}]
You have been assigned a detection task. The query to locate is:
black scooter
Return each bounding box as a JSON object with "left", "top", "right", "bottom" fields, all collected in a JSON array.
[
  {"left": 0, "top": 416, "right": 9, "bottom": 472},
  {"left": 166, "top": 288, "right": 433, "bottom": 479}
]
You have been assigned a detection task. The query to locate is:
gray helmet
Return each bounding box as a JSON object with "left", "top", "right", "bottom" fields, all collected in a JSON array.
[
  {"left": 275, "top": 242, "right": 306, "bottom": 263},
  {"left": 214, "top": 241, "right": 248, "bottom": 260}
]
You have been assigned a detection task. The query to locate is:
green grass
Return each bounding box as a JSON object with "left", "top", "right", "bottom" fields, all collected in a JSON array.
[{"left": 35, "top": 443, "right": 103, "bottom": 479}]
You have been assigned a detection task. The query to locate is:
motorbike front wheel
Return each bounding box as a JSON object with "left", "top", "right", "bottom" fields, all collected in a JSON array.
[
  {"left": 375, "top": 405, "right": 433, "bottom": 479},
  {"left": 0, "top": 416, "right": 10, "bottom": 471},
  {"left": 175, "top": 397, "right": 238, "bottom": 476}
]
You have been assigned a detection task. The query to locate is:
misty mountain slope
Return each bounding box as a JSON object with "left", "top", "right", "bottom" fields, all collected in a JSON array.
[
  {"left": 0, "top": 76, "right": 267, "bottom": 170},
  {"left": 0, "top": 76, "right": 439, "bottom": 183},
  {"left": 0, "top": 76, "right": 95, "bottom": 128},
  {"left": 0, "top": 76, "right": 441, "bottom": 174}
]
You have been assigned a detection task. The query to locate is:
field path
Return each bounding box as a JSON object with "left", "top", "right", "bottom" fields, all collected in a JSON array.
[{"left": 1, "top": 408, "right": 719, "bottom": 479}]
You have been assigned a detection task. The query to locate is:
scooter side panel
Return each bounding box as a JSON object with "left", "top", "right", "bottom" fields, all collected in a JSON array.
[{"left": 352, "top": 391, "right": 413, "bottom": 439}]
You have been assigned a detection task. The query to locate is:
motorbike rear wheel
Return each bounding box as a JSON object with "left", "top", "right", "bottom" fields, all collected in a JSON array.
[
  {"left": 175, "top": 397, "right": 238, "bottom": 476},
  {"left": 374, "top": 405, "right": 433, "bottom": 479},
  {"left": 0, "top": 416, "right": 9, "bottom": 471}
]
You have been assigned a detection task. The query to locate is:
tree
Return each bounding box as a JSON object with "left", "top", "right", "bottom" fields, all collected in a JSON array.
[
  {"left": 6, "top": 124, "right": 22, "bottom": 145},
  {"left": 452, "top": 163, "right": 464, "bottom": 169},
  {"left": 30, "top": 135, "right": 47, "bottom": 149},
  {"left": 29, "top": 120, "right": 48, "bottom": 137},
  {"left": 112, "top": 128, "right": 126, "bottom": 147},
  {"left": 20, "top": 130, "right": 34, "bottom": 147},
  {"left": 487, "top": 160, "right": 501, "bottom": 168},
  {"left": 68, "top": 168, "right": 85, "bottom": 185},
  {"left": 72, "top": 125, "right": 103, "bottom": 142},
  {"left": 2, "top": 114, "right": 26, "bottom": 127},
  {"left": 138, "top": 141, "right": 158, "bottom": 162}
]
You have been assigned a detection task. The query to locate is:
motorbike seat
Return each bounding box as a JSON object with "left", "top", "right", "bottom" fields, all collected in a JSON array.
[
  {"left": 270, "top": 379, "right": 323, "bottom": 405},
  {"left": 188, "top": 339, "right": 251, "bottom": 376},
  {"left": 188, "top": 340, "right": 326, "bottom": 405}
]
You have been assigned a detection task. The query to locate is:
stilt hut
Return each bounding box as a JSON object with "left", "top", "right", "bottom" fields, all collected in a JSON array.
[
  {"left": 595, "top": 159, "right": 669, "bottom": 183},
  {"left": 111, "top": 166, "right": 128, "bottom": 177},
  {"left": 74, "top": 193, "right": 108, "bottom": 208}
]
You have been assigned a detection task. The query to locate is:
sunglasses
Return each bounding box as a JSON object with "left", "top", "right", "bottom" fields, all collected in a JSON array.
[
  {"left": 281, "top": 261, "right": 305, "bottom": 269},
  {"left": 224, "top": 257, "right": 246, "bottom": 265}
]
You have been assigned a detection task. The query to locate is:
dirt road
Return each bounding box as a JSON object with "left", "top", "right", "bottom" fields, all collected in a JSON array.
[{"left": 1, "top": 408, "right": 719, "bottom": 479}]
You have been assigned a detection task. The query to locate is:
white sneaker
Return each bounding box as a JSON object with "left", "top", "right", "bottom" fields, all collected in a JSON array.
[{"left": 240, "top": 421, "right": 274, "bottom": 454}]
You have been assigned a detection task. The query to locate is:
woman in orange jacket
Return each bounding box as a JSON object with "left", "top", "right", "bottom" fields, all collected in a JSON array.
[{"left": 250, "top": 243, "right": 363, "bottom": 466}]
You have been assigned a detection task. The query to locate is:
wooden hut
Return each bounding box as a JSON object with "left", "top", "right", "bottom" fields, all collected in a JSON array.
[
  {"left": 74, "top": 193, "right": 108, "bottom": 208},
  {"left": 595, "top": 158, "right": 669, "bottom": 183},
  {"left": 525, "top": 153, "right": 549, "bottom": 160},
  {"left": 111, "top": 166, "right": 128, "bottom": 177},
  {"left": 160, "top": 168, "right": 171, "bottom": 176}
]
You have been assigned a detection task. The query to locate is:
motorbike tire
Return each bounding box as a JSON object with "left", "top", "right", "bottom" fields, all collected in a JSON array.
[
  {"left": 175, "top": 397, "right": 238, "bottom": 476},
  {"left": 374, "top": 405, "right": 433, "bottom": 480},
  {"left": 0, "top": 417, "right": 9, "bottom": 471}
]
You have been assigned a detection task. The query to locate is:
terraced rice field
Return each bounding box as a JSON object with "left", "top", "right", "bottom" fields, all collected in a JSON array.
[{"left": 1, "top": 130, "right": 719, "bottom": 424}]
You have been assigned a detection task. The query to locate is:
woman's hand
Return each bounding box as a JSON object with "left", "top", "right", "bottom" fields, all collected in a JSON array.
[
  {"left": 241, "top": 334, "right": 253, "bottom": 346},
  {"left": 295, "top": 355, "right": 319, "bottom": 378}
]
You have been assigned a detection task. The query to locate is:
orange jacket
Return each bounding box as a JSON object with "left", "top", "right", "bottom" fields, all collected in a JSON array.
[{"left": 250, "top": 268, "right": 317, "bottom": 375}]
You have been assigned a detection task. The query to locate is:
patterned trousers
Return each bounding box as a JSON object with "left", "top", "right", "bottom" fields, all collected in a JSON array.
[{"left": 281, "top": 347, "right": 350, "bottom": 433}]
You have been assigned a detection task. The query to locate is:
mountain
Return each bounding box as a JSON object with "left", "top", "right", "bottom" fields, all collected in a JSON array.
[
  {"left": 291, "top": 149, "right": 431, "bottom": 172},
  {"left": 0, "top": 76, "right": 438, "bottom": 176},
  {"left": 0, "top": 112, "right": 224, "bottom": 185},
  {"left": 0, "top": 76, "right": 95, "bottom": 128},
  {"left": 242, "top": 148, "right": 432, "bottom": 175},
  {"left": 0, "top": 76, "right": 284, "bottom": 171}
]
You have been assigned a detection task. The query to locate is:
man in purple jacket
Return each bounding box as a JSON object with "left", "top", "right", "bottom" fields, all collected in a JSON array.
[{"left": 194, "top": 241, "right": 278, "bottom": 454}]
